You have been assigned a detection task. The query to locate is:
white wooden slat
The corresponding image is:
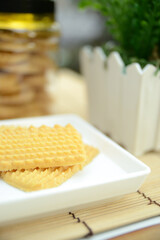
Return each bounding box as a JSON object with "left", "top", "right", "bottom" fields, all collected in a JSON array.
[
  {"left": 80, "top": 47, "right": 108, "bottom": 132},
  {"left": 135, "top": 65, "right": 160, "bottom": 155},
  {"left": 80, "top": 47, "right": 160, "bottom": 156},
  {"left": 79, "top": 46, "right": 94, "bottom": 122},
  {"left": 91, "top": 47, "right": 108, "bottom": 132},
  {"left": 121, "top": 63, "right": 142, "bottom": 154},
  {"left": 154, "top": 69, "right": 160, "bottom": 150},
  {"left": 104, "top": 52, "right": 124, "bottom": 142}
]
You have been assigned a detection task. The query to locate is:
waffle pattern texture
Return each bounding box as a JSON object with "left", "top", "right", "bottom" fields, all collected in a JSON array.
[
  {"left": 1, "top": 145, "right": 99, "bottom": 191},
  {"left": 0, "top": 124, "right": 86, "bottom": 171}
]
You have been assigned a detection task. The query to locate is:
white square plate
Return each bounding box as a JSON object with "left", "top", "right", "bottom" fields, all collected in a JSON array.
[{"left": 0, "top": 114, "right": 150, "bottom": 225}]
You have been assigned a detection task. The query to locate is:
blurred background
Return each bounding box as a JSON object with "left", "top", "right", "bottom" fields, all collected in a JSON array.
[
  {"left": 56, "top": 0, "right": 110, "bottom": 71},
  {"left": 0, "top": 0, "right": 110, "bottom": 120}
]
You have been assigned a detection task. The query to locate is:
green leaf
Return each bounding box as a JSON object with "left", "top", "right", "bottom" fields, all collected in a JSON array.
[{"left": 79, "top": 0, "right": 160, "bottom": 67}]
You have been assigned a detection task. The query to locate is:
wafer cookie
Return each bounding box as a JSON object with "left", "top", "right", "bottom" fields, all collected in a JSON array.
[
  {"left": 3, "top": 56, "right": 54, "bottom": 75},
  {"left": 0, "top": 40, "right": 58, "bottom": 53},
  {"left": 0, "top": 88, "right": 34, "bottom": 105},
  {"left": 1, "top": 145, "right": 99, "bottom": 191},
  {"left": 0, "top": 73, "right": 21, "bottom": 94},
  {"left": 2, "top": 60, "right": 44, "bottom": 75},
  {"left": 0, "top": 27, "right": 60, "bottom": 43},
  {"left": 0, "top": 52, "right": 29, "bottom": 65},
  {"left": 23, "top": 74, "right": 47, "bottom": 89},
  {"left": 0, "top": 41, "right": 35, "bottom": 53},
  {"left": 0, "top": 30, "right": 59, "bottom": 42},
  {"left": 34, "top": 37, "right": 59, "bottom": 51},
  {"left": 0, "top": 124, "right": 86, "bottom": 171},
  {"left": 0, "top": 98, "right": 50, "bottom": 119}
]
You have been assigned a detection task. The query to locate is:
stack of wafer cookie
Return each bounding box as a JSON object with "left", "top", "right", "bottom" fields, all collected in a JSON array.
[
  {"left": 0, "top": 29, "right": 59, "bottom": 120},
  {"left": 0, "top": 124, "right": 99, "bottom": 191}
]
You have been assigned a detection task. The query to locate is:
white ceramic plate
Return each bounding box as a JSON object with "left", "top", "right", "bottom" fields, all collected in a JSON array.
[{"left": 0, "top": 114, "right": 150, "bottom": 225}]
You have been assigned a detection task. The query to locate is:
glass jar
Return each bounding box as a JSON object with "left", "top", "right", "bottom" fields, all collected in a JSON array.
[{"left": 0, "top": 0, "right": 60, "bottom": 119}]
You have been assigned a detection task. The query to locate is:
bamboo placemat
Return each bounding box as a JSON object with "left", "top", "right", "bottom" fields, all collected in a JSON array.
[
  {"left": 0, "top": 152, "right": 160, "bottom": 240},
  {"left": 0, "top": 70, "right": 160, "bottom": 240}
]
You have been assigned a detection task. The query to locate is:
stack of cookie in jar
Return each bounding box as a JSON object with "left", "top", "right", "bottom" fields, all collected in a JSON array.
[{"left": 0, "top": 28, "right": 59, "bottom": 120}]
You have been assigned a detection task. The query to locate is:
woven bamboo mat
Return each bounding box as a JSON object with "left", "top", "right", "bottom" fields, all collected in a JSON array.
[
  {"left": 0, "top": 152, "right": 160, "bottom": 240},
  {"left": 0, "top": 70, "right": 160, "bottom": 239}
]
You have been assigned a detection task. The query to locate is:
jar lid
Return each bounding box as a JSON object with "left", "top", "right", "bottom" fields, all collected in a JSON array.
[{"left": 0, "top": 0, "right": 55, "bottom": 14}]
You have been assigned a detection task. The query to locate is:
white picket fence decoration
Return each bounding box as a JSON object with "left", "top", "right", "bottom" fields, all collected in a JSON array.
[{"left": 80, "top": 46, "right": 160, "bottom": 156}]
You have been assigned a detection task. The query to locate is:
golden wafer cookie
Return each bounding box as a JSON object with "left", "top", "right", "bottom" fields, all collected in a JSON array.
[
  {"left": 34, "top": 89, "right": 51, "bottom": 101},
  {"left": 0, "top": 124, "right": 86, "bottom": 171},
  {"left": 0, "top": 39, "right": 58, "bottom": 53},
  {"left": 0, "top": 88, "right": 34, "bottom": 105},
  {"left": 23, "top": 74, "right": 47, "bottom": 88},
  {"left": 2, "top": 60, "right": 43, "bottom": 75},
  {"left": 1, "top": 145, "right": 99, "bottom": 191},
  {"left": 31, "top": 54, "right": 56, "bottom": 68},
  {"left": 3, "top": 55, "right": 54, "bottom": 75},
  {"left": 0, "top": 30, "right": 30, "bottom": 42},
  {"left": 0, "top": 30, "right": 59, "bottom": 42},
  {"left": 34, "top": 37, "right": 59, "bottom": 51},
  {"left": 0, "top": 73, "right": 22, "bottom": 94},
  {"left": 0, "top": 52, "right": 29, "bottom": 66},
  {"left": 0, "top": 98, "right": 51, "bottom": 119},
  {"left": 0, "top": 41, "right": 35, "bottom": 53},
  {"left": 82, "top": 145, "right": 99, "bottom": 167},
  {"left": 0, "top": 105, "right": 26, "bottom": 119},
  {"left": 0, "top": 108, "right": 47, "bottom": 120}
]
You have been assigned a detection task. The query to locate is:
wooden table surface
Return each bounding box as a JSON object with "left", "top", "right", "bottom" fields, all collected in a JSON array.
[{"left": 0, "top": 69, "right": 160, "bottom": 240}]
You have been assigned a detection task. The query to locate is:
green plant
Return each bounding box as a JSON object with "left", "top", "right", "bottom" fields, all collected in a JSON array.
[{"left": 79, "top": 0, "right": 160, "bottom": 68}]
